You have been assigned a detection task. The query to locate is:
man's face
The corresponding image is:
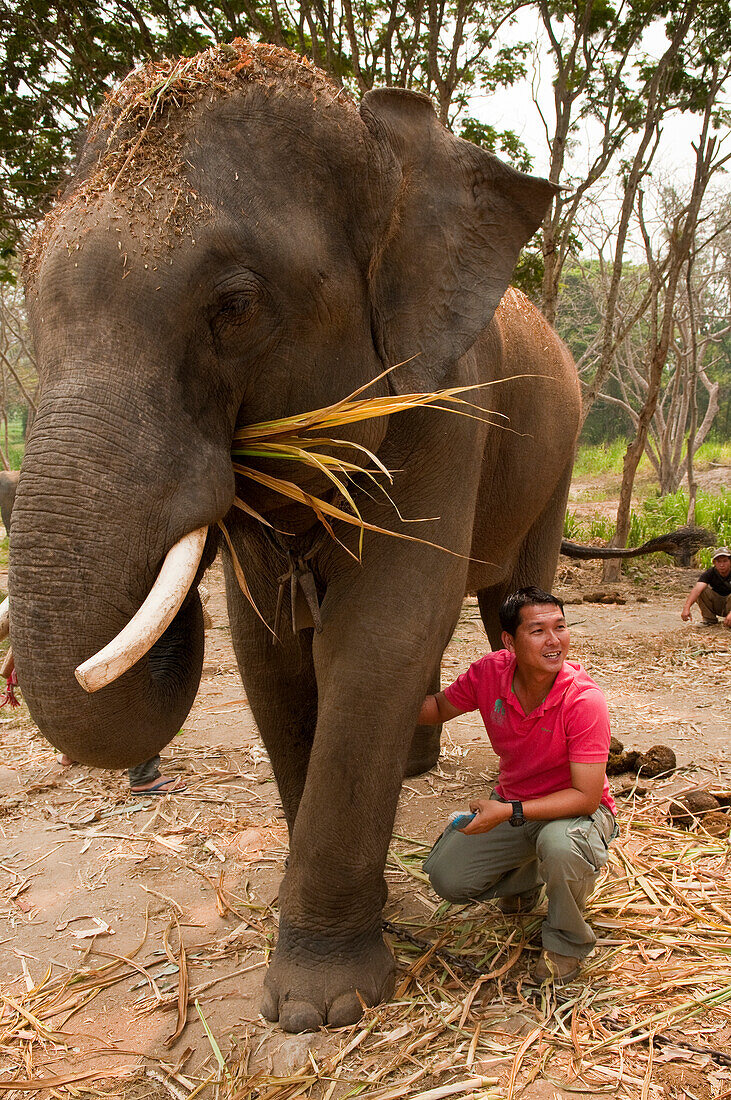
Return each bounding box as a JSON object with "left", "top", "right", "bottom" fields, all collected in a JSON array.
[
  {"left": 502, "top": 604, "right": 570, "bottom": 678},
  {"left": 714, "top": 556, "right": 731, "bottom": 577}
]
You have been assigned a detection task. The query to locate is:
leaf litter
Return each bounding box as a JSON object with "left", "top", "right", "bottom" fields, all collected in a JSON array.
[
  {"left": 1, "top": 761, "right": 731, "bottom": 1099},
  {"left": 0, "top": 538, "right": 728, "bottom": 1099}
]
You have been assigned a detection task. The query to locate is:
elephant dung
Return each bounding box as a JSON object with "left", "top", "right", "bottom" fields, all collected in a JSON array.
[
  {"left": 637, "top": 745, "right": 676, "bottom": 778},
  {"left": 668, "top": 789, "right": 721, "bottom": 828},
  {"left": 700, "top": 811, "right": 731, "bottom": 838},
  {"left": 583, "top": 591, "right": 627, "bottom": 604},
  {"left": 606, "top": 746, "right": 643, "bottom": 776}
]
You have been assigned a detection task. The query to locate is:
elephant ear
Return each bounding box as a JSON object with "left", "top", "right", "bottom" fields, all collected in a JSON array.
[{"left": 360, "top": 89, "right": 556, "bottom": 392}]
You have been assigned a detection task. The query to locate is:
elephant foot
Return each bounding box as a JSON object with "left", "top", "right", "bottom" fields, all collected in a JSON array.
[
  {"left": 261, "top": 924, "right": 396, "bottom": 1032},
  {"left": 404, "top": 722, "right": 441, "bottom": 777}
]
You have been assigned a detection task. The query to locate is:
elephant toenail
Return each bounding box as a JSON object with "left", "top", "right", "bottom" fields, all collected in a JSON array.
[
  {"left": 279, "top": 1000, "right": 323, "bottom": 1033},
  {"left": 260, "top": 987, "right": 279, "bottom": 1022},
  {"left": 328, "top": 992, "right": 364, "bottom": 1027}
]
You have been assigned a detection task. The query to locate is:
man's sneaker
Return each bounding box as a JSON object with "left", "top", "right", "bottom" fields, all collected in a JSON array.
[
  {"left": 534, "top": 950, "right": 581, "bottom": 984},
  {"left": 497, "top": 888, "right": 542, "bottom": 915}
]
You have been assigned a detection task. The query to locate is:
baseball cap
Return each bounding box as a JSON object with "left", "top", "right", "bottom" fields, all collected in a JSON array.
[{"left": 711, "top": 547, "right": 731, "bottom": 560}]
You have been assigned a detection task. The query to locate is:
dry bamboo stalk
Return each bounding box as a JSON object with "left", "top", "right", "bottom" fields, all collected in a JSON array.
[
  {"left": 164, "top": 920, "right": 189, "bottom": 1047},
  {"left": 505, "top": 1028, "right": 543, "bottom": 1100},
  {"left": 362, "top": 1076, "right": 500, "bottom": 1100}
]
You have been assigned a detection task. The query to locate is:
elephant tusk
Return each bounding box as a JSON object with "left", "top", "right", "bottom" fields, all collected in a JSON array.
[
  {"left": 75, "top": 527, "right": 208, "bottom": 694},
  {"left": 0, "top": 596, "right": 8, "bottom": 642}
]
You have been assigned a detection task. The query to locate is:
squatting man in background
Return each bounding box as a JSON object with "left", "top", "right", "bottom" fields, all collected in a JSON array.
[
  {"left": 681, "top": 547, "right": 731, "bottom": 628},
  {"left": 418, "top": 587, "right": 617, "bottom": 984}
]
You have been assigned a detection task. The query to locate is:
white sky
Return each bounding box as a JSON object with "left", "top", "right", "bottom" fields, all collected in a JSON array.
[{"left": 467, "top": 11, "right": 729, "bottom": 186}]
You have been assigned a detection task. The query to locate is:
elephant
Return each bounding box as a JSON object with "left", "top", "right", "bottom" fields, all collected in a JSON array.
[
  {"left": 12, "top": 43, "right": 581, "bottom": 1032},
  {"left": 0, "top": 470, "right": 19, "bottom": 537}
]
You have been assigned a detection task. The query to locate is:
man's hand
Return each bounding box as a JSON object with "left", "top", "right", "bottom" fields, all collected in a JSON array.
[
  {"left": 461, "top": 798, "right": 512, "bottom": 834},
  {"left": 724, "top": 612, "right": 731, "bottom": 629},
  {"left": 682, "top": 582, "right": 707, "bottom": 622}
]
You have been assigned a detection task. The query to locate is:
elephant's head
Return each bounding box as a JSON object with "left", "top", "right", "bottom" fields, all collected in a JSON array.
[{"left": 12, "top": 44, "right": 555, "bottom": 767}]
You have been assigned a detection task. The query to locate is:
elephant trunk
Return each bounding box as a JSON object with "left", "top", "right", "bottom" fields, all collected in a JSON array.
[{"left": 8, "top": 383, "right": 233, "bottom": 769}]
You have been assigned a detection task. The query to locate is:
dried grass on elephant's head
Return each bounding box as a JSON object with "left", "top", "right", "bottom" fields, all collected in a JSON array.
[{"left": 23, "top": 41, "right": 351, "bottom": 285}]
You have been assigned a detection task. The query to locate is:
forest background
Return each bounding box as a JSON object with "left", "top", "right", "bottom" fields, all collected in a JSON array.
[{"left": 0, "top": 0, "right": 729, "bottom": 565}]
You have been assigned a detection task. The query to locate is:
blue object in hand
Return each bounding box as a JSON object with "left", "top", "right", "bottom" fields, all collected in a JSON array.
[{"left": 449, "top": 812, "right": 476, "bottom": 831}]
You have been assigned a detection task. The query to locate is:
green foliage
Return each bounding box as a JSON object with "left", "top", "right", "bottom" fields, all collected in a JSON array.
[
  {"left": 638, "top": 489, "right": 731, "bottom": 565},
  {"left": 459, "top": 117, "right": 532, "bottom": 172},
  {"left": 564, "top": 511, "right": 615, "bottom": 540},
  {"left": 572, "top": 440, "right": 730, "bottom": 480},
  {"left": 572, "top": 440, "right": 640, "bottom": 476},
  {"left": 694, "top": 439, "right": 731, "bottom": 467},
  {"left": 0, "top": 415, "right": 29, "bottom": 470},
  {"left": 512, "top": 243, "right": 545, "bottom": 302},
  {"left": 0, "top": 0, "right": 215, "bottom": 263}
]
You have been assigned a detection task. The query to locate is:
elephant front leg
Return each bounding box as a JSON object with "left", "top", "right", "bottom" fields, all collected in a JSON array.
[
  {"left": 261, "top": 602, "right": 443, "bottom": 1031},
  {"left": 261, "top": 722, "right": 401, "bottom": 1031},
  {"left": 222, "top": 543, "right": 319, "bottom": 833}
]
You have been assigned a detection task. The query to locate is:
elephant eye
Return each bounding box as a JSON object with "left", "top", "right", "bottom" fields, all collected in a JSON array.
[
  {"left": 214, "top": 292, "right": 256, "bottom": 328},
  {"left": 210, "top": 275, "right": 264, "bottom": 337}
]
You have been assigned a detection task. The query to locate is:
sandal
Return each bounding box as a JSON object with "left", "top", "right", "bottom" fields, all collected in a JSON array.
[{"left": 129, "top": 776, "right": 187, "bottom": 796}]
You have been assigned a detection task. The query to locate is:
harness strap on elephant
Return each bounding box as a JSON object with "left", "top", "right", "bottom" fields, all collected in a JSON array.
[{"left": 264, "top": 522, "right": 331, "bottom": 640}]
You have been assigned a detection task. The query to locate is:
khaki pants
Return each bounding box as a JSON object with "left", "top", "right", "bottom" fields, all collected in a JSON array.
[
  {"left": 698, "top": 587, "right": 731, "bottom": 623},
  {"left": 423, "top": 802, "right": 617, "bottom": 959}
]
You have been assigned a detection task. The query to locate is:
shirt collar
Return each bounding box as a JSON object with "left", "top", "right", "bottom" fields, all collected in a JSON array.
[
  {"left": 500, "top": 655, "right": 575, "bottom": 716},
  {"left": 499, "top": 653, "right": 518, "bottom": 701},
  {"left": 543, "top": 662, "right": 575, "bottom": 711}
]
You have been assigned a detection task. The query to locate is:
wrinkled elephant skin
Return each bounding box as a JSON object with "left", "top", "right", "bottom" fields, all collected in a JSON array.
[{"left": 13, "top": 45, "right": 580, "bottom": 1031}]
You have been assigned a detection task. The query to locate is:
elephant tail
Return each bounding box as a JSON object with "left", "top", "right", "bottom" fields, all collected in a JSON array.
[{"left": 560, "top": 525, "right": 716, "bottom": 562}]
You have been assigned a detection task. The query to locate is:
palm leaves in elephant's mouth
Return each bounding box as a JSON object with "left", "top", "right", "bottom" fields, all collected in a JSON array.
[{"left": 223, "top": 367, "right": 532, "bottom": 629}]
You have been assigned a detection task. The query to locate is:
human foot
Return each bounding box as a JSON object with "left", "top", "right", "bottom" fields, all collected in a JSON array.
[
  {"left": 129, "top": 775, "right": 187, "bottom": 796},
  {"left": 534, "top": 949, "right": 581, "bottom": 983}
]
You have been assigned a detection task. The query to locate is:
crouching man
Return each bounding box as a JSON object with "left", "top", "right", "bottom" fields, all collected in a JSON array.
[{"left": 419, "top": 587, "right": 617, "bottom": 984}]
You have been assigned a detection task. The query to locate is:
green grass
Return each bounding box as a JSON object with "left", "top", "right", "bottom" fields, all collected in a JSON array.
[
  {"left": 694, "top": 439, "right": 731, "bottom": 468},
  {"left": 573, "top": 439, "right": 731, "bottom": 479},
  {"left": 636, "top": 489, "right": 731, "bottom": 566},
  {"left": 564, "top": 512, "right": 615, "bottom": 541},
  {"left": 1, "top": 416, "right": 26, "bottom": 470},
  {"left": 572, "top": 440, "right": 634, "bottom": 477}
]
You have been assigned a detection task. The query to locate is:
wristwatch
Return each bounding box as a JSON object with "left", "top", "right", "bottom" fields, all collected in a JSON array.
[{"left": 508, "top": 800, "right": 525, "bottom": 827}]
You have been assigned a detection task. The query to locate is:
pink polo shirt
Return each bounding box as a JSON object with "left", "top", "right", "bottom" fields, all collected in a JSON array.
[{"left": 443, "top": 650, "right": 616, "bottom": 815}]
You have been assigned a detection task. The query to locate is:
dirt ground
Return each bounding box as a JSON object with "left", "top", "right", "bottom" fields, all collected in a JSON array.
[{"left": 0, "top": 476, "right": 729, "bottom": 1099}]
